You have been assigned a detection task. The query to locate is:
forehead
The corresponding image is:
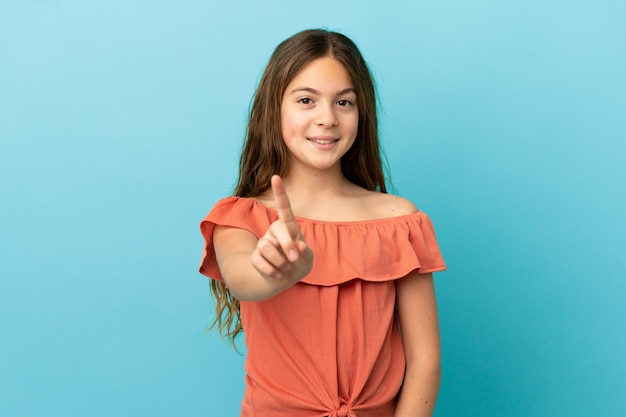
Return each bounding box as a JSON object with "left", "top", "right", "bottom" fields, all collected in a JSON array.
[{"left": 286, "top": 56, "right": 354, "bottom": 92}]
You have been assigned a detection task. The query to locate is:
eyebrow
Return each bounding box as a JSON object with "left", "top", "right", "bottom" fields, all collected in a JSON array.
[{"left": 289, "top": 87, "right": 356, "bottom": 96}]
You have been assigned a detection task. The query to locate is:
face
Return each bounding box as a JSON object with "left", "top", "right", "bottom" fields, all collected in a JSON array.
[{"left": 280, "top": 56, "right": 359, "bottom": 174}]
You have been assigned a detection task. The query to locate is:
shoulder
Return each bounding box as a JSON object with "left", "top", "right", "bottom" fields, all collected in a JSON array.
[
  {"left": 207, "top": 196, "right": 257, "bottom": 215},
  {"left": 251, "top": 192, "right": 274, "bottom": 210},
  {"left": 202, "top": 196, "right": 272, "bottom": 232},
  {"left": 360, "top": 190, "right": 419, "bottom": 219}
]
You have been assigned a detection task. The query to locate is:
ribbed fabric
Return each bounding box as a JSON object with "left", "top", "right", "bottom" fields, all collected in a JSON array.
[{"left": 199, "top": 197, "right": 446, "bottom": 417}]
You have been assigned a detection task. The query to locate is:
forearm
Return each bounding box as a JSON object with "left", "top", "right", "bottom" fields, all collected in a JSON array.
[{"left": 394, "top": 360, "right": 441, "bottom": 417}]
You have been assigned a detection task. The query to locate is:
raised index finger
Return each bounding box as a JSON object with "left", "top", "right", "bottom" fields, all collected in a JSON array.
[{"left": 271, "top": 175, "right": 297, "bottom": 233}]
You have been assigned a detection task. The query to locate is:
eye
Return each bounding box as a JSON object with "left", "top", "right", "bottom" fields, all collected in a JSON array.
[
  {"left": 298, "top": 97, "right": 313, "bottom": 105},
  {"left": 337, "top": 99, "right": 353, "bottom": 107}
]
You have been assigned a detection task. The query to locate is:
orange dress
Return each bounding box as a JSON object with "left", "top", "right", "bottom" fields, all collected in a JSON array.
[{"left": 199, "top": 197, "right": 446, "bottom": 417}]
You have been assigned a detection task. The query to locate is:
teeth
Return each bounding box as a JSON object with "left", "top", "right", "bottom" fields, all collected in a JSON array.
[{"left": 310, "top": 139, "right": 336, "bottom": 144}]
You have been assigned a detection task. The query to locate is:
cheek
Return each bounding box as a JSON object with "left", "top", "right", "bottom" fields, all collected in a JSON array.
[
  {"left": 346, "top": 113, "right": 359, "bottom": 139},
  {"left": 280, "top": 116, "right": 291, "bottom": 143},
  {"left": 281, "top": 111, "right": 306, "bottom": 140}
]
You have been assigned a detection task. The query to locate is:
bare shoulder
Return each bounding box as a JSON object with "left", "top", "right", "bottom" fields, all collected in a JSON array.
[{"left": 361, "top": 190, "right": 419, "bottom": 219}]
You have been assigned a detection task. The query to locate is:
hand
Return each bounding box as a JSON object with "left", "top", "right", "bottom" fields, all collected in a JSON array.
[{"left": 251, "top": 175, "right": 314, "bottom": 283}]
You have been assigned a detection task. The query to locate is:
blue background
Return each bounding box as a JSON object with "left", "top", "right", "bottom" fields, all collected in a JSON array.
[{"left": 1, "top": 1, "right": 624, "bottom": 416}]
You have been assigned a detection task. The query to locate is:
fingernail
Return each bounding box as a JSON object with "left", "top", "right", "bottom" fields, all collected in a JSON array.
[
  {"left": 283, "top": 264, "right": 292, "bottom": 271},
  {"left": 288, "top": 250, "right": 298, "bottom": 261},
  {"left": 275, "top": 272, "right": 282, "bottom": 279}
]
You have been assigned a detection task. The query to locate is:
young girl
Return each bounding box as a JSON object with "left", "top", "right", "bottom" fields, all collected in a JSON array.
[{"left": 199, "top": 29, "right": 446, "bottom": 417}]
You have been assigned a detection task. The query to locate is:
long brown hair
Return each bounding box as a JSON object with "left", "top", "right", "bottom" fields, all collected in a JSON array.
[{"left": 210, "top": 29, "right": 388, "bottom": 346}]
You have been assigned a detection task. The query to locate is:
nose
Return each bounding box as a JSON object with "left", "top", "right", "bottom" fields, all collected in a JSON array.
[{"left": 315, "top": 102, "right": 338, "bottom": 127}]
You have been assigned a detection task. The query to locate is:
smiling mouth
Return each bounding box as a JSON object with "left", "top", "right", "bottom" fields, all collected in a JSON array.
[{"left": 308, "top": 138, "right": 339, "bottom": 144}]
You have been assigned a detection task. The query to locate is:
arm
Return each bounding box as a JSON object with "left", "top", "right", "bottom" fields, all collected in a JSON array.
[
  {"left": 394, "top": 272, "right": 441, "bottom": 417},
  {"left": 212, "top": 175, "right": 314, "bottom": 301}
]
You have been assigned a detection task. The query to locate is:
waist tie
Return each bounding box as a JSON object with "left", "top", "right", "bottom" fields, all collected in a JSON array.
[{"left": 329, "top": 404, "right": 355, "bottom": 417}]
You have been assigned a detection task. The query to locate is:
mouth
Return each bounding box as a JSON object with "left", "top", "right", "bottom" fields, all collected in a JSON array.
[{"left": 308, "top": 137, "right": 339, "bottom": 144}]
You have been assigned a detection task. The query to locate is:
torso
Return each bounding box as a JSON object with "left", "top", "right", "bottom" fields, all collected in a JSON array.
[{"left": 200, "top": 194, "right": 447, "bottom": 416}]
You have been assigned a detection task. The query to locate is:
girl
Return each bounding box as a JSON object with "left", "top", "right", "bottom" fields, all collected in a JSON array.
[{"left": 199, "top": 29, "right": 446, "bottom": 417}]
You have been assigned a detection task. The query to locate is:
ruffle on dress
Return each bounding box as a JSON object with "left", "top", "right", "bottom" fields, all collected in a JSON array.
[{"left": 199, "top": 196, "right": 446, "bottom": 286}]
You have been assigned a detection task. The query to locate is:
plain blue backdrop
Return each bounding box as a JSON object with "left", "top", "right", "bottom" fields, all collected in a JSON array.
[{"left": 1, "top": 1, "right": 624, "bottom": 416}]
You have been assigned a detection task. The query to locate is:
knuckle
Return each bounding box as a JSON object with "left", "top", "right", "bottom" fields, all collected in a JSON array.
[
  {"left": 257, "top": 238, "right": 269, "bottom": 251},
  {"left": 258, "top": 236, "right": 276, "bottom": 252},
  {"left": 250, "top": 250, "right": 263, "bottom": 265}
]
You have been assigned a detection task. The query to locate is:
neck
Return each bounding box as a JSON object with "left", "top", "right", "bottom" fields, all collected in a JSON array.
[{"left": 281, "top": 164, "right": 352, "bottom": 198}]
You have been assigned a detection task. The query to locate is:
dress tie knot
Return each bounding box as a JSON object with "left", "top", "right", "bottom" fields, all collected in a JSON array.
[{"left": 337, "top": 404, "right": 349, "bottom": 417}]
